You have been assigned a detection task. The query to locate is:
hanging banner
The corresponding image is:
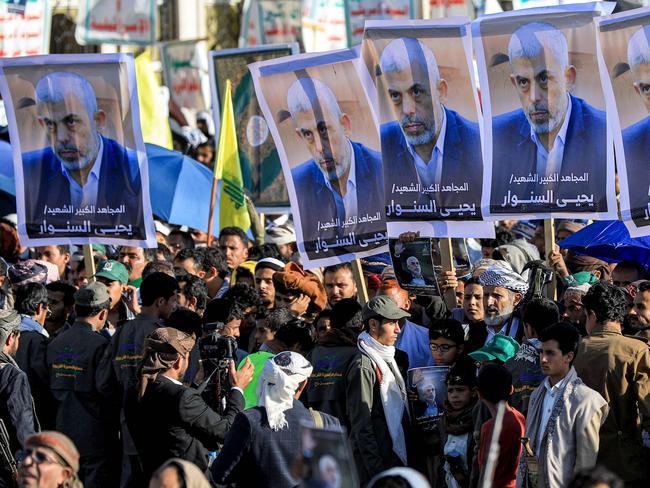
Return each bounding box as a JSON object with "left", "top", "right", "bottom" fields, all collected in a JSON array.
[
  {"left": 361, "top": 19, "right": 494, "bottom": 238},
  {"left": 249, "top": 49, "right": 388, "bottom": 268},
  {"left": 211, "top": 44, "right": 298, "bottom": 209},
  {"left": 0, "top": 0, "right": 50, "bottom": 58},
  {"left": 160, "top": 40, "right": 210, "bottom": 118},
  {"left": 76, "top": 0, "right": 156, "bottom": 45},
  {"left": 597, "top": 7, "right": 650, "bottom": 237},
  {"left": 425, "top": 0, "right": 470, "bottom": 20},
  {"left": 0, "top": 53, "right": 157, "bottom": 247},
  {"left": 239, "top": 0, "right": 302, "bottom": 47},
  {"left": 473, "top": 2, "right": 617, "bottom": 221},
  {"left": 302, "top": 0, "right": 414, "bottom": 53}
]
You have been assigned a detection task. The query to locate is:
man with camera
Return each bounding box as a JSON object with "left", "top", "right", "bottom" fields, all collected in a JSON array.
[{"left": 126, "top": 327, "right": 253, "bottom": 481}]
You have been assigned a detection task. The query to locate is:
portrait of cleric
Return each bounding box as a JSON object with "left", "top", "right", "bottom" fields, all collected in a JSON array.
[
  {"left": 489, "top": 21, "right": 607, "bottom": 215},
  {"left": 375, "top": 37, "right": 483, "bottom": 221},
  {"left": 17, "top": 71, "right": 145, "bottom": 239},
  {"left": 286, "top": 77, "right": 385, "bottom": 256},
  {"left": 621, "top": 25, "right": 650, "bottom": 227}
]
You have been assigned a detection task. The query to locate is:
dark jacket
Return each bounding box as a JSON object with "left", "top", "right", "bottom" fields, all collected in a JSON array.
[
  {"left": 504, "top": 339, "right": 544, "bottom": 417},
  {"left": 346, "top": 349, "right": 410, "bottom": 485},
  {"left": 490, "top": 95, "right": 607, "bottom": 215},
  {"left": 126, "top": 375, "right": 245, "bottom": 478},
  {"left": 622, "top": 116, "right": 650, "bottom": 228},
  {"left": 22, "top": 135, "right": 145, "bottom": 239},
  {"left": 0, "top": 353, "right": 37, "bottom": 453},
  {"left": 46, "top": 320, "right": 119, "bottom": 456},
  {"left": 381, "top": 108, "right": 483, "bottom": 221},
  {"left": 211, "top": 399, "right": 339, "bottom": 488}
]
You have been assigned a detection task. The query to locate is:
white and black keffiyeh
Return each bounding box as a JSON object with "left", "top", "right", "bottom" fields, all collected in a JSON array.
[{"left": 479, "top": 265, "right": 529, "bottom": 294}]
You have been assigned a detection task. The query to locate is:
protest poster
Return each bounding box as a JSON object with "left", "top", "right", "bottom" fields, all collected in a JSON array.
[
  {"left": 596, "top": 8, "right": 650, "bottom": 237},
  {"left": 161, "top": 40, "right": 210, "bottom": 121},
  {"left": 75, "top": 0, "right": 156, "bottom": 45},
  {"left": 300, "top": 423, "right": 358, "bottom": 488},
  {"left": 211, "top": 44, "right": 298, "bottom": 209},
  {"left": 249, "top": 49, "right": 388, "bottom": 268},
  {"left": 425, "top": 0, "right": 471, "bottom": 20},
  {"left": 389, "top": 237, "right": 472, "bottom": 295},
  {"left": 0, "top": 53, "right": 157, "bottom": 247},
  {"left": 239, "top": 0, "right": 302, "bottom": 47},
  {"left": 473, "top": 3, "right": 617, "bottom": 220},
  {"left": 408, "top": 366, "right": 449, "bottom": 431},
  {"left": 0, "top": 0, "right": 50, "bottom": 58},
  {"left": 302, "top": 0, "right": 414, "bottom": 53},
  {"left": 361, "top": 19, "right": 495, "bottom": 239}
]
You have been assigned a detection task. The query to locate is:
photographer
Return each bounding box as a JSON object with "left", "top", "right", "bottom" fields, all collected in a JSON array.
[{"left": 126, "top": 327, "right": 253, "bottom": 481}]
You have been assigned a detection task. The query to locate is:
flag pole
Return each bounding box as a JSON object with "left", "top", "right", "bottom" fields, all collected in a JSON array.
[{"left": 206, "top": 177, "right": 218, "bottom": 247}]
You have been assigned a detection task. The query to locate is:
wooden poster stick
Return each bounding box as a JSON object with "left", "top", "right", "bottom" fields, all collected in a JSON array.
[
  {"left": 439, "top": 237, "right": 457, "bottom": 310},
  {"left": 544, "top": 219, "right": 557, "bottom": 300},
  {"left": 83, "top": 244, "right": 97, "bottom": 282},
  {"left": 351, "top": 258, "right": 369, "bottom": 305},
  {"left": 206, "top": 176, "right": 218, "bottom": 247}
]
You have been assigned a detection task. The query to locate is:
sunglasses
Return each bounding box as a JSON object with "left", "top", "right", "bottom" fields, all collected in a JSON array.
[{"left": 15, "top": 448, "right": 60, "bottom": 466}]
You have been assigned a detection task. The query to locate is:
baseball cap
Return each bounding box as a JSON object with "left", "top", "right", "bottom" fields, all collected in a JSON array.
[
  {"left": 74, "top": 282, "right": 111, "bottom": 307},
  {"left": 469, "top": 335, "right": 519, "bottom": 363},
  {"left": 362, "top": 295, "right": 411, "bottom": 322},
  {"left": 94, "top": 260, "right": 129, "bottom": 285}
]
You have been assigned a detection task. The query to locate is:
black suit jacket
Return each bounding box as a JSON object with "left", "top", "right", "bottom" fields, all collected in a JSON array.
[
  {"left": 380, "top": 107, "right": 483, "bottom": 220},
  {"left": 126, "top": 375, "right": 244, "bottom": 478},
  {"left": 622, "top": 116, "right": 650, "bottom": 228}
]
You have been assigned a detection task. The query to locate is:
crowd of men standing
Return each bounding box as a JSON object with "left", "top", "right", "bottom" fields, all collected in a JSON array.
[{"left": 0, "top": 217, "right": 649, "bottom": 488}]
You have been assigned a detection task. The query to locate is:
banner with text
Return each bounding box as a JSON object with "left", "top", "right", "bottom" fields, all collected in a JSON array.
[
  {"left": 161, "top": 40, "right": 210, "bottom": 119},
  {"left": 249, "top": 49, "right": 388, "bottom": 268},
  {"left": 0, "top": 0, "right": 50, "bottom": 58},
  {"left": 0, "top": 53, "right": 157, "bottom": 246},
  {"left": 473, "top": 2, "right": 617, "bottom": 220},
  {"left": 76, "top": 0, "right": 156, "bottom": 45},
  {"left": 239, "top": 0, "right": 302, "bottom": 47}
]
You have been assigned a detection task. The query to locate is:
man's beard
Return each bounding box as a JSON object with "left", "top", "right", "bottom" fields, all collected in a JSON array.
[
  {"left": 484, "top": 303, "right": 514, "bottom": 327},
  {"left": 56, "top": 143, "right": 97, "bottom": 171},
  {"left": 401, "top": 114, "right": 436, "bottom": 146},
  {"left": 318, "top": 154, "right": 350, "bottom": 183},
  {"left": 526, "top": 102, "right": 565, "bottom": 135}
]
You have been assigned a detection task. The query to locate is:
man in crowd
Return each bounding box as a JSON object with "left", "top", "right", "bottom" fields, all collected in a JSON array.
[
  {"left": 16, "top": 431, "right": 83, "bottom": 488},
  {"left": 166, "top": 229, "right": 194, "bottom": 256},
  {"left": 219, "top": 227, "right": 249, "bottom": 273},
  {"left": 0, "top": 309, "right": 38, "bottom": 487},
  {"left": 173, "top": 248, "right": 203, "bottom": 277},
  {"left": 36, "top": 246, "right": 71, "bottom": 283},
  {"left": 611, "top": 260, "right": 646, "bottom": 288},
  {"left": 629, "top": 280, "right": 650, "bottom": 340},
  {"left": 44, "top": 281, "right": 75, "bottom": 338},
  {"left": 198, "top": 247, "right": 230, "bottom": 299},
  {"left": 94, "top": 259, "right": 136, "bottom": 330},
  {"left": 254, "top": 258, "right": 284, "bottom": 310},
  {"left": 574, "top": 281, "right": 650, "bottom": 487},
  {"left": 119, "top": 246, "right": 154, "bottom": 288},
  {"left": 479, "top": 266, "right": 528, "bottom": 343},
  {"left": 323, "top": 263, "right": 358, "bottom": 307},
  {"left": 523, "top": 323, "right": 608, "bottom": 487},
  {"left": 176, "top": 273, "right": 208, "bottom": 316},
  {"left": 46, "top": 282, "right": 119, "bottom": 487},
  {"left": 127, "top": 327, "right": 253, "bottom": 479},
  {"left": 347, "top": 295, "right": 411, "bottom": 484},
  {"left": 561, "top": 284, "right": 589, "bottom": 334}
]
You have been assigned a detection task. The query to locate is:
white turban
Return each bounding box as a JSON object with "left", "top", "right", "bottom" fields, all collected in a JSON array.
[{"left": 257, "top": 351, "right": 313, "bottom": 431}]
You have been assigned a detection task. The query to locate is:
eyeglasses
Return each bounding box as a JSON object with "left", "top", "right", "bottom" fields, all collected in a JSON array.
[
  {"left": 429, "top": 343, "right": 457, "bottom": 353},
  {"left": 15, "top": 448, "right": 59, "bottom": 466}
]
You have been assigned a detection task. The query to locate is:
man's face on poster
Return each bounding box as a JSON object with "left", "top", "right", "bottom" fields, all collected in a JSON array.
[
  {"left": 293, "top": 100, "right": 352, "bottom": 183},
  {"left": 509, "top": 46, "right": 575, "bottom": 135},
  {"left": 384, "top": 65, "right": 446, "bottom": 147},
  {"left": 406, "top": 256, "right": 421, "bottom": 275},
  {"left": 36, "top": 92, "right": 104, "bottom": 171},
  {"left": 632, "top": 62, "right": 650, "bottom": 113}
]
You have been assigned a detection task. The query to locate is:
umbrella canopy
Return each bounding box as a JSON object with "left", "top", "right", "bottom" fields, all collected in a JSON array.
[
  {"left": 0, "top": 142, "right": 220, "bottom": 233},
  {"left": 559, "top": 220, "right": 650, "bottom": 268}
]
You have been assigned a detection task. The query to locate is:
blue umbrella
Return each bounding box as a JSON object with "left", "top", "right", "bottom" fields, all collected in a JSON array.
[
  {"left": 0, "top": 142, "right": 220, "bottom": 233},
  {"left": 559, "top": 220, "right": 650, "bottom": 268}
]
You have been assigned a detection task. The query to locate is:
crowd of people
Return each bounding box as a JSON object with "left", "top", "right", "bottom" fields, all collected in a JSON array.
[{"left": 0, "top": 216, "right": 648, "bottom": 488}]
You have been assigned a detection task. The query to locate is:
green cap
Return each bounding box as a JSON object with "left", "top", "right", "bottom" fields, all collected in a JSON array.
[
  {"left": 571, "top": 271, "right": 598, "bottom": 285},
  {"left": 362, "top": 295, "right": 411, "bottom": 322},
  {"left": 93, "top": 260, "right": 129, "bottom": 285},
  {"left": 469, "top": 335, "right": 519, "bottom": 363},
  {"left": 74, "top": 282, "right": 111, "bottom": 307}
]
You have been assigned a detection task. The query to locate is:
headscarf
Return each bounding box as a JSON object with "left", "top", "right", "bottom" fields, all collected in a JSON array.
[
  {"left": 8, "top": 260, "right": 48, "bottom": 286},
  {"left": 25, "top": 431, "right": 83, "bottom": 488},
  {"left": 0, "top": 309, "right": 20, "bottom": 356},
  {"left": 479, "top": 265, "right": 529, "bottom": 294},
  {"left": 137, "top": 327, "right": 196, "bottom": 399},
  {"left": 273, "top": 262, "right": 327, "bottom": 313},
  {"left": 368, "top": 467, "right": 431, "bottom": 488},
  {"left": 256, "top": 351, "right": 313, "bottom": 431},
  {"left": 152, "top": 458, "right": 210, "bottom": 488},
  {"left": 564, "top": 252, "right": 612, "bottom": 281},
  {"left": 557, "top": 220, "right": 585, "bottom": 235},
  {"left": 265, "top": 220, "right": 296, "bottom": 245}
]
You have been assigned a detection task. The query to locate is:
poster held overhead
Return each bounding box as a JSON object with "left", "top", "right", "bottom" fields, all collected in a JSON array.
[
  {"left": 0, "top": 53, "right": 157, "bottom": 247},
  {"left": 473, "top": 2, "right": 617, "bottom": 221},
  {"left": 249, "top": 49, "right": 388, "bottom": 268}
]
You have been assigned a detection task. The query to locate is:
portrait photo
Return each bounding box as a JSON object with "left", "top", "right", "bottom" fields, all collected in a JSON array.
[
  {"left": 250, "top": 49, "right": 387, "bottom": 268},
  {"left": 597, "top": 7, "right": 650, "bottom": 236},
  {"left": 0, "top": 53, "right": 156, "bottom": 246},
  {"left": 474, "top": 3, "right": 617, "bottom": 220},
  {"left": 407, "top": 366, "right": 450, "bottom": 430},
  {"left": 362, "top": 19, "right": 487, "bottom": 239},
  {"left": 301, "top": 423, "right": 358, "bottom": 488},
  {"left": 389, "top": 237, "right": 439, "bottom": 296}
]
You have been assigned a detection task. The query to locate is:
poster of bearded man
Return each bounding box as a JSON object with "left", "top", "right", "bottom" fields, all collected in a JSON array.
[
  {"left": 473, "top": 3, "right": 617, "bottom": 220},
  {"left": 249, "top": 49, "right": 387, "bottom": 268},
  {"left": 596, "top": 7, "right": 650, "bottom": 237},
  {"left": 0, "top": 53, "right": 156, "bottom": 246}
]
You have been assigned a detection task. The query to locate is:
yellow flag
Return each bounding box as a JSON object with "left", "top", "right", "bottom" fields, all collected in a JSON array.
[
  {"left": 216, "top": 80, "right": 251, "bottom": 231},
  {"left": 135, "top": 50, "right": 173, "bottom": 149}
]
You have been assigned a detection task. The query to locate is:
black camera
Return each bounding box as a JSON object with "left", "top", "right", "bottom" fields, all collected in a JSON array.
[{"left": 199, "top": 321, "right": 238, "bottom": 369}]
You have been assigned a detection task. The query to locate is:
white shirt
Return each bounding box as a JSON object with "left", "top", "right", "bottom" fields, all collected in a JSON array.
[
  {"left": 405, "top": 110, "right": 447, "bottom": 189},
  {"left": 530, "top": 95, "right": 572, "bottom": 178},
  {"left": 322, "top": 140, "right": 357, "bottom": 219},
  {"left": 484, "top": 316, "right": 520, "bottom": 345},
  {"left": 60, "top": 136, "right": 103, "bottom": 209},
  {"left": 536, "top": 373, "right": 571, "bottom": 454}
]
